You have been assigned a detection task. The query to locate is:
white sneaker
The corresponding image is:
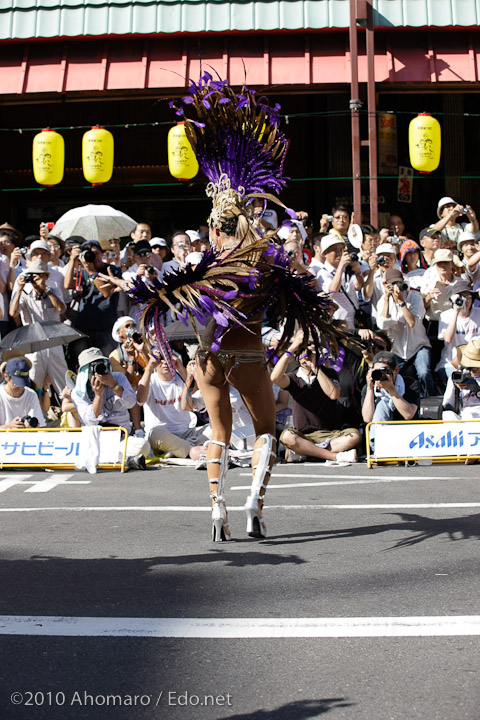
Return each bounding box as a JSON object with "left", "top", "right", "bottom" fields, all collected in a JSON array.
[
  {"left": 336, "top": 449, "right": 358, "bottom": 463},
  {"left": 285, "top": 449, "right": 307, "bottom": 463}
]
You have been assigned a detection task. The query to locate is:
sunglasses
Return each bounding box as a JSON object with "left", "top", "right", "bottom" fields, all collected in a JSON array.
[{"left": 136, "top": 250, "right": 151, "bottom": 258}]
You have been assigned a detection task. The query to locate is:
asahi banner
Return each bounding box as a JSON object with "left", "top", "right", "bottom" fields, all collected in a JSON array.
[{"left": 371, "top": 421, "right": 480, "bottom": 460}]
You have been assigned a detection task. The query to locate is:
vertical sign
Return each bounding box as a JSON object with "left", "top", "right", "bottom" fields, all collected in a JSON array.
[
  {"left": 397, "top": 166, "right": 414, "bottom": 204},
  {"left": 378, "top": 113, "right": 398, "bottom": 175}
]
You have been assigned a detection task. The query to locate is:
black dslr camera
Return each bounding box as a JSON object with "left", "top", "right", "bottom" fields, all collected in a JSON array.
[
  {"left": 371, "top": 367, "right": 393, "bottom": 382},
  {"left": 124, "top": 327, "right": 143, "bottom": 344},
  {"left": 89, "top": 359, "right": 110, "bottom": 376},
  {"left": 23, "top": 273, "right": 34, "bottom": 283},
  {"left": 20, "top": 415, "right": 39, "bottom": 428},
  {"left": 81, "top": 248, "right": 96, "bottom": 264}
]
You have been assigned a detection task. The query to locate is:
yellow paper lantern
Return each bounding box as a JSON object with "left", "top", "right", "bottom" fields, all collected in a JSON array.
[
  {"left": 82, "top": 126, "right": 114, "bottom": 185},
  {"left": 409, "top": 113, "right": 441, "bottom": 174},
  {"left": 32, "top": 128, "right": 64, "bottom": 186},
  {"left": 168, "top": 122, "right": 198, "bottom": 181}
]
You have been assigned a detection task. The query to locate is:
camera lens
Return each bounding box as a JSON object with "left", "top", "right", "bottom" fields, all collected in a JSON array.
[
  {"left": 82, "top": 249, "right": 96, "bottom": 263},
  {"left": 377, "top": 256, "right": 386, "bottom": 266},
  {"left": 371, "top": 369, "right": 382, "bottom": 381},
  {"left": 23, "top": 273, "right": 34, "bottom": 283},
  {"left": 145, "top": 265, "right": 156, "bottom": 275},
  {"left": 350, "top": 252, "right": 359, "bottom": 263}
]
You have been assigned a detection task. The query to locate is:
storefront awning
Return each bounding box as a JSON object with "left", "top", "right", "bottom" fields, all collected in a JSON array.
[{"left": 1, "top": 31, "right": 480, "bottom": 96}]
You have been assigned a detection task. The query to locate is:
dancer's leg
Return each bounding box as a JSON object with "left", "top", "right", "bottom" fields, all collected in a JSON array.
[
  {"left": 195, "top": 354, "right": 233, "bottom": 541},
  {"left": 228, "top": 361, "right": 277, "bottom": 537}
]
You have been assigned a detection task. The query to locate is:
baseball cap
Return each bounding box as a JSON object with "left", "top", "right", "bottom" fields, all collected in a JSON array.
[
  {"left": 375, "top": 243, "right": 396, "bottom": 255},
  {"left": 433, "top": 249, "right": 453, "bottom": 264},
  {"left": 452, "top": 279, "right": 473, "bottom": 294},
  {"left": 437, "top": 196, "right": 456, "bottom": 218},
  {"left": 77, "top": 347, "right": 110, "bottom": 369},
  {"left": 28, "top": 239, "right": 51, "bottom": 255},
  {"left": 185, "top": 230, "right": 201, "bottom": 243},
  {"left": 419, "top": 225, "right": 440, "bottom": 242},
  {"left": 150, "top": 237, "right": 167, "bottom": 248},
  {"left": 132, "top": 240, "right": 151, "bottom": 255},
  {"left": 25, "top": 260, "right": 49, "bottom": 275},
  {"left": 65, "top": 235, "right": 86, "bottom": 251},
  {"left": 384, "top": 268, "right": 405, "bottom": 284},
  {"left": 457, "top": 231, "right": 477, "bottom": 249},
  {"left": 320, "top": 236, "right": 345, "bottom": 254},
  {"left": 5, "top": 357, "right": 31, "bottom": 386}
]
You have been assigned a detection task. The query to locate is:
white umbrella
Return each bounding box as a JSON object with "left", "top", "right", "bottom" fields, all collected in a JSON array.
[{"left": 52, "top": 204, "right": 137, "bottom": 242}]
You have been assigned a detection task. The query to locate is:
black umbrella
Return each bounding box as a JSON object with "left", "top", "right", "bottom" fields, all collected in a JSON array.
[
  {"left": 164, "top": 318, "right": 201, "bottom": 341},
  {"left": 0, "top": 321, "right": 86, "bottom": 357}
]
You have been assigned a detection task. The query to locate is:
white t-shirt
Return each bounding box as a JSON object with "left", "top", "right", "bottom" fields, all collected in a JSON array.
[
  {"left": 0, "top": 385, "right": 45, "bottom": 426},
  {"left": 140, "top": 372, "right": 197, "bottom": 436},
  {"left": 436, "top": 307, "right": 480, "bottom": 371}
]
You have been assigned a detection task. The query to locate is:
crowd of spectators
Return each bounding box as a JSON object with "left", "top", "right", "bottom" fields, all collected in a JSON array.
[{"left": 1, "top": 193, "right": 480, "bottom": 467}]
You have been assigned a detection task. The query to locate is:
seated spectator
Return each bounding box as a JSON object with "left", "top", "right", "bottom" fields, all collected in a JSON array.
[
  {"left": 436, "top": 280, "right": 480, "bottom": 384},
  {"left": 399, "top": 239, "right": 427, "bottom": 290},
  {"left": 272, "top": 331, "right": 360, "bottom": 463},
  {"left": 442, "top": 340, "right": 480, "bottom": 428},
  {"left": 376, "top": 268, "right": 434, "bottom": 397},
  {"left": 418, "top": 226, "right": 442, "bottom": 267},
  {"left": 109, "top": 316, "right": 149, "bottom": 437},
  {"left": 433, "top": 197, "right": 478, "bottom": 248},
  {"left": 71, "top": 347, "right": 150, "bottom": 470},
  {"left": 0, "top": 357, "right": 45, "bottom": 429},
  {"left": 9, "top": 260, "right": 68, "bottom": 397},
  {"left": 136, "top": 353, "right": 210, "bottom": 460},
  {"left": 361, "top": 351, "right": 419, "bottom": 449},
  {"left": 317, "top": 236, "right": 363, "bottom": 330}
]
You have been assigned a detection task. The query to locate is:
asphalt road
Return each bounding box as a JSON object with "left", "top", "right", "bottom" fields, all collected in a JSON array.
[{"left": 0, "top": 460, "right": 479, "bottom": 720}]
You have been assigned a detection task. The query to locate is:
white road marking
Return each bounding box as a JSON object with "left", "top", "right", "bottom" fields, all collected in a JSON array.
[
  {"left": 232, "top": 475, "right": 446, "bottom": 490},
  {"left": 0, "top": 502, "right": 479, "bottom": 513},
  {"left": 1, "top": 615, "right": 480, "bottom": 638},
  {"left": 0, "top": 474, "right": 89, "bottom": 493}
]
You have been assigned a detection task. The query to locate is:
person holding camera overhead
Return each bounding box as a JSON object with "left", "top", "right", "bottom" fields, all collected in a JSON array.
[
  {"left": 71, "top": 347, "right": 150, "bottom": 470},
  {"left": 64, "top": 239, "right": 122, "bottom": 362},
  {"left": 0, "top": 357, "right": 46, "bottom": 429},
  {"left": 361, "top": 351, "right": 419, "bottom": 449},
  {"left": 317, "top": 236, "right": 364, "bottom": 330},
  {"left": 376, "top": 268, "right": 434, "bottom": 398},
  {"left": 436, "top": 279, "right": 480, "bottom": 385}
]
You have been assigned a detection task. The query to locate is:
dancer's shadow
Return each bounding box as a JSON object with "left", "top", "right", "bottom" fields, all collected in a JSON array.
[
  {"left": 263, "top": 513, "right": 480, "bottom": 551},
  {"left": 218, "top": 697, "right": 353, "bottom": 720}
]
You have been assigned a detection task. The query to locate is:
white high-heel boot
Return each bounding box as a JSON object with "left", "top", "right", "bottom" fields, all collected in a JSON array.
[
  {"left": 245, "top": 433, "right": 276, "bottom": 538},
  {"left": 207, "top": 440, "right": 231, "bottom": 542}
]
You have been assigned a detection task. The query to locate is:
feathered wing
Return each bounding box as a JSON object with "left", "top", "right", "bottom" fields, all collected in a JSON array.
[{"left": 169, "top": 73, "right": 288, "bottom": 195}]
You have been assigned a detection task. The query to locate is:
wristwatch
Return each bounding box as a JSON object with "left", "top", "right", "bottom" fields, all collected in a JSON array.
[{"left": 398, "top": 301, "right": 406, "bottom": 307}]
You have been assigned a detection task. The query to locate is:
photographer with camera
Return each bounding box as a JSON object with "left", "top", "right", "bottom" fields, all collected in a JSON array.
[
  {"left": 71, "top": 347, "right": 150, "bottom": 470},
  {"left": 64, "top": 240, "right": 123, "bottom": 361},
  {"left": 442, "top": 342, "right": 480, "bottom": 461},
  {"left": 159, "top": 232, "right": 192, "bottom": 278},
  {"left": 432, "top": 197, "right": 479, "bottom": 248},
  {"left": 376, "top": 268, "right": 434, "bottom": 397},
  {"left": 0, "top": 357, "right": 46, "bottom": 429},
  {"left": 361, "top": 352, "right": 419, "bottom": 448},
  {"left": 317, "top": 236, "right": 364, "bottom": 330},
  {"left": 109, "top": 316, "right": 149, "bottom": 438},
  {"left": 362, "top": 242, "right": 397, "bottom": 323},
  {"left": 9, "top": 260, "right": 68, "bottom": 397},
  {"left": 436, "top": 280, "right": 480, "bottom": 385}
]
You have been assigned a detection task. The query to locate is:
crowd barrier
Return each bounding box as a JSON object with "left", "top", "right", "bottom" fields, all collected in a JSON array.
[
  {"left": 0, "top": 427, "right": 128, "bottom": 472},
  {"left": 365, "top": 419, "right": 480, "bottom": 467}
]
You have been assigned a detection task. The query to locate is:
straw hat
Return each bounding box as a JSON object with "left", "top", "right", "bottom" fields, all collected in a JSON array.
[{"left": 457, "top": 339, "right": 480, "bottom": 367}]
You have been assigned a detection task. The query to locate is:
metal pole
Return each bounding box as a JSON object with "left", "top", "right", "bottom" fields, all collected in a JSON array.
[
  {"left": 366, "top": 0, "right": 378, "bottom": 227},
  {"left": 349, "top": 0, "right": 362, "bottom": 224}
]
